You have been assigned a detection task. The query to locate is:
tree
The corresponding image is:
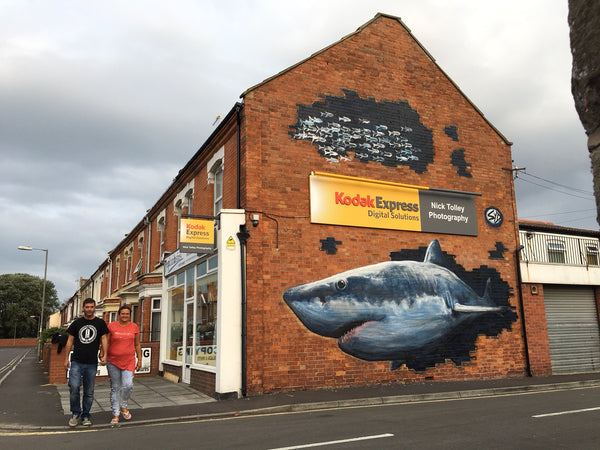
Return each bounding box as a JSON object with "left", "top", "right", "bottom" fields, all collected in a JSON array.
[{"left": 0, "top": 273, "right": 59, "bottom": 339}]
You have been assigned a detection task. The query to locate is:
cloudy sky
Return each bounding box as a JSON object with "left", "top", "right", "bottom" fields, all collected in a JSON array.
[{"left": 1, "top": 0, "right": 595, "bottom": 302}]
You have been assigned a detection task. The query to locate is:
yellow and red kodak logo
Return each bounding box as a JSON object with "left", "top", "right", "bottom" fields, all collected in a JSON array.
[{"left": 310, "top": 172, "right": 421, "bottom": 231}]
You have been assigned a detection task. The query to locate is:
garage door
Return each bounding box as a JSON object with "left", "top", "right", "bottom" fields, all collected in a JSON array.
[{"left": 544, "top": 286, "right": 600, "bottom": 374}]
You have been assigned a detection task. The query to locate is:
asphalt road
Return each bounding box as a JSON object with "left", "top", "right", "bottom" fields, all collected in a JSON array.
[
  {"left": 0, "top": 347, "right": 30, "bottom": 386},
  {"left": 0, "top": 347, "right": 29, "bottom": 367},
  {"left": 2, "top": 383, "right": 600, "bottom": 449}
]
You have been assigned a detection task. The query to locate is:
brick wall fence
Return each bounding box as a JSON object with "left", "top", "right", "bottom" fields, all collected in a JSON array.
[{"left": 0, "top": 338, "right": 37, "bottom": 347}]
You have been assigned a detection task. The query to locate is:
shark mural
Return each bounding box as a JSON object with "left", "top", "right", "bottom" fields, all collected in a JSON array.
[{"left": 283, "top": 240, "right": 517, "bottom": 371}]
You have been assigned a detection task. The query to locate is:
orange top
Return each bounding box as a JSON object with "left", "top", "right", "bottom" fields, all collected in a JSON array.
[{"left": 107, "top": 321, "right": 139, "bottom": 372}]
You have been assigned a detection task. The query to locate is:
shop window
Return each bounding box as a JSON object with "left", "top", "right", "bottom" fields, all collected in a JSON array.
[
  {"left": 196, "top": 260, "right": 207, "bottom": 277},
  {"left": 166, "top": 255, "right": 218, "bottom": 366},
  {"left": 150, "top": 298, "right": 161, "bottom": 342},
  {"left": 586, "top": 245, "right": 599, "bottom": 265},
  {"left": 167, "top": 276, "right": 184, "bottom": 362},
  {"left": 547, "top": 241, "right": 565, "bottom": 264},
  {"left": 195, "top": 272, "right": 217, "bottom": 367},
  {"left": 185, "top": 267, "right": 195, "bottom": 299},
  {"left": 208, "top": 255, "right": 218, "bottom": 271}
]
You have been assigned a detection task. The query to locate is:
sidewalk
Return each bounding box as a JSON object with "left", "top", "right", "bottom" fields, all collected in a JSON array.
[{"left": 2, "top": 347, "right": 600, "bottom": 431}]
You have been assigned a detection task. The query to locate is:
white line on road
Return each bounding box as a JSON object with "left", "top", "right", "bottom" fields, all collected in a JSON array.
[
  {"left": 0, "top": 348, "right": 30, "bottom": 386},
  {"left": 533, "top": 406, "right": 600, "bottom": 418},
  {"left": 269, "top": 433, "right": 394, "bottom": 449}
]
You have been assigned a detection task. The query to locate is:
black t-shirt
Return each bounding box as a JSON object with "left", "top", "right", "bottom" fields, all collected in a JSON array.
[{"left": 67, "top": 317, "right": 109, "bottom": 365}]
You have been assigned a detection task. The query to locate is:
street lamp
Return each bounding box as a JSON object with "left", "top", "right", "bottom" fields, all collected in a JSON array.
[
  {"left": 29, "top": 315, "right": 40, "bottom": 348},
  {"left": 19, "top": 246, "right": 48, "bottom": 358}
]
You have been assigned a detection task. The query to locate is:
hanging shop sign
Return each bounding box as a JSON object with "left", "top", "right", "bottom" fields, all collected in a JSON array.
[
  {"left": 179, "top": 218, "right": 215, "bottom": 253},
  {"left": 309, "top": 172, "right": 479, "bottom": 236}
]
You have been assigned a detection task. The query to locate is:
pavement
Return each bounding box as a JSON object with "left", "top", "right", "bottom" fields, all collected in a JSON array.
[{"left": 2, "top": 347, "right": 600, "bottom": 432}]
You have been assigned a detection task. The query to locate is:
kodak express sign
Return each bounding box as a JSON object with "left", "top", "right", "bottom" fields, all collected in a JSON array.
[
  {"left": 179, "top": 218, "right": 215, "bottom": 253},
  {"left": 309, "top": 172, "right": 478, "bottom": 236}
]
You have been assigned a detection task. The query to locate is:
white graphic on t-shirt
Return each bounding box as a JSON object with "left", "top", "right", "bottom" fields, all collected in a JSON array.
[{"left": 79, "top": 324, "right": 97, "bottom": 344}]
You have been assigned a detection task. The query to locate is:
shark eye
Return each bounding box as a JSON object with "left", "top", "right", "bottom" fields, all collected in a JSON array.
[{"left": 336, "top": 279, "right": 347, "bottom": 291}]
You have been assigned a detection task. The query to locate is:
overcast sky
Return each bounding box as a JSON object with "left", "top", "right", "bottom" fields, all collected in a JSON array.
[{"left": 1, "top": 0, "right": 595, "bottom": 303}]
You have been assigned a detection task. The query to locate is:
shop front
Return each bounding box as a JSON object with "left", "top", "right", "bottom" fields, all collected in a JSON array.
[{"left": 160, "top": 209, "right": 245, "bottom": 398}]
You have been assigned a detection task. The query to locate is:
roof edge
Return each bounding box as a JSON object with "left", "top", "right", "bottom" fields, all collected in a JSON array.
[
  {"left": 240, "top": 12, "right": 512, "bottom": 146},
  {"left": 519, "top": 219, "right": 600, "bottom": 237}
]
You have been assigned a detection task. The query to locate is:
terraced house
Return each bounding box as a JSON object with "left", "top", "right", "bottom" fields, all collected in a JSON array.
[{"left": 57, "top": 13, "right": 598, "bottom": 398}]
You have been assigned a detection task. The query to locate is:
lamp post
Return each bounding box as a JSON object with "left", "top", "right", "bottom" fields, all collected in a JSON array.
[
  {"left": 29, "top": 315, "right": 40, "bottom": 350},
  {"left": 19, "top": 246, "right": 48, "bottom": 359}
]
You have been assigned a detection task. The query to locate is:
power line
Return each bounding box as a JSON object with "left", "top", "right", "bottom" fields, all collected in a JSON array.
[
  {"left": 515, "top": 177, "right": 595, "bottom": 200},
  {"left": 522, "top": 208, "right": 597, "bottom": 218},
  {"left": 553, "top": 215, "right": 599, "bottom": 227},
  {"left": 521, "top": 171, "right": 593, "bottom": 195}
]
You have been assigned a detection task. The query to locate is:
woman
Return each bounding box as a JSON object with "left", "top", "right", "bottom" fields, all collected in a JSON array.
[{"left": 106, "top": 305, "right": 141, "bottom": 425}]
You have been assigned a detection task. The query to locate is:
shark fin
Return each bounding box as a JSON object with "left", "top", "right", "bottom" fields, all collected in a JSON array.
[
  {"left": 454, "top": 278, "right": 506, "bottom": 312},
  {"left": 482, "top": 278, "right": 492, "bottom": 301},
  {"left": 423, "top": 240, "right": 446, "bottom": 266}
]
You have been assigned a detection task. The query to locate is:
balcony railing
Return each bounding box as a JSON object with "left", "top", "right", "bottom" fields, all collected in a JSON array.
[{"left": 519, "top": 230, "right": 600, "bottom": 266}]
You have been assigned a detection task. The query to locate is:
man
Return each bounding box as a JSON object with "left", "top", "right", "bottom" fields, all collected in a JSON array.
[{"left": 64, "top": 298, "right": 108, "bottom": 427}]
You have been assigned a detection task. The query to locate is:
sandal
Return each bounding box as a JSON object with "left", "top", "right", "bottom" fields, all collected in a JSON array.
[
  {"left": 120, "top": 408, "right": 132, "bottom": 420},
  {"left": 110, "top": 416, "right": 119, "bottom": 425}
]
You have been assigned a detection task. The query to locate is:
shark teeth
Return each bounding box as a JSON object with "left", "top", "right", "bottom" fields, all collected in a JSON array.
[{"left": 338, "top": 321, "right": 374, "bottom": 344}]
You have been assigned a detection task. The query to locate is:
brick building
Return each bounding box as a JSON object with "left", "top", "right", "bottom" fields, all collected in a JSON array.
[
  {"left": 63, "top": 13, "right": 531, "bottom": 398},
  {"left": 518, "top": 220, "right": 600, "bottom": 376}
]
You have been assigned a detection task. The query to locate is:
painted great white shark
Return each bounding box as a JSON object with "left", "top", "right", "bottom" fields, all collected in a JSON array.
[{"left": 282, "top": 240, "right": 507, "bottom": 370}]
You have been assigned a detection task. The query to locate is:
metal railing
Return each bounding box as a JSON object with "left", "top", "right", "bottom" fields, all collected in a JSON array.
[{"left": 519, "top": 230, "right": 600, "bottom": 266}]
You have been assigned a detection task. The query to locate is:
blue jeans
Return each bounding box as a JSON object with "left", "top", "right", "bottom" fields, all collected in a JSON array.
[
  {"left": 68, "top": 361, "right": 98, "bottom": 419},
  {"left": 106, "top": 361, "right": 134, "bottom": 417}
]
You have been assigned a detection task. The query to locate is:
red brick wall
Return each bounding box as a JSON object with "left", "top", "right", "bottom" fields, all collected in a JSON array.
[
  {"left": 190, "top": 369, "right": 215, "bottom": 397},
  {"left": 47, "top": 342, "right": 68, "bottom": 384},
  {"left": 521, "top": 283, "right": 552, "bottom": 376},
  {"left": 241, "top": 15, "right": 526, "bottom": 394},
  {"left": 0, "top": 338, "right": 37, "bottom": 347}
]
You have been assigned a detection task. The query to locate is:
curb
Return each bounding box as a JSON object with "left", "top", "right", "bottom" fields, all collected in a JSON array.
[{"left": 2, "top": 379, "right": 599, "bottom": 433}]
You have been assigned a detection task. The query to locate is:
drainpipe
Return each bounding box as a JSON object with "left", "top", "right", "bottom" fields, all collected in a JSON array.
[
  {"left": 236, "top": 103, "right": 242, "bottom": 210},
  {"left": 237, "top": 226, "right": 249, "bottom": 397},
  {"left": 107, "top": 255, "right": 112, "bottom": 297},
  {"left": 144, "top": 216, "right": 151, "bottom": 274},
  {"left": 235, "top": 103, "right": 248, "bottom": 397},
  {"left": 515, "top": 245, "right": 532, "bottom": 376}
]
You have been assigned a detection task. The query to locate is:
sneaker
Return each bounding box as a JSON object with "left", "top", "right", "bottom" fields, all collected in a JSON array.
[
  {"left": 68, "top": 415, "right": 80, "bottom": 427},
  {"left": 82, "top": 417, "right": 92, "bottom": 426}
]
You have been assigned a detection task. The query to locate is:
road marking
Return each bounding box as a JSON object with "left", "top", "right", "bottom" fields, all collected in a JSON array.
[
  {"left": 269, "top": 433, "right": 394, "bottom": 449},
  {"left": 533, "top": 406, "right": 600, "bottom": 418},
  {"left": 0, "top": 349, "right": 30, "bottom": 386}
]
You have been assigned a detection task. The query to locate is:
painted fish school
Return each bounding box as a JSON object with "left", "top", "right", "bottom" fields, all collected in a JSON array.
[{"left": 57, "top": 13, "right": 600, "bottom": 398}]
